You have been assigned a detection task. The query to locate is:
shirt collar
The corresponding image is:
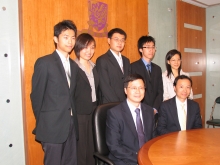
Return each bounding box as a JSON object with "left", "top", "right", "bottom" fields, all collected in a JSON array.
[
  {"left": 126, "top": 99, "right": 141, "bottom": 111},
  {"left": 56, "top": 49, "right": 69, "bottom": 62},
  {"left": 141, "top": 58, "right": 151, "bottom": 66},
  {"left": 175, "top": 96, "right": 187, "bottom": 106},
  {"left": 74, "top": 58, "right": 95, "bottom": 69},
  {"left": 110, "top": 49, "right": 122, "bottom": 60}
]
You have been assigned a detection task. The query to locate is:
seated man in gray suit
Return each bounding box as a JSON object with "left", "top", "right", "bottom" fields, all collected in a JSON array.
[
  {"left": 157, "top": 75, "right": 202, "bottom": 136},
  {"left": 106, "top": 74, "right": 155, "bottom": 165}
]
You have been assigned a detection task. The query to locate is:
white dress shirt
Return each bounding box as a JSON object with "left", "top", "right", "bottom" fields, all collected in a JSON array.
[
  {"left": 126, "top": 99, "right": 144, "bottom": 130},
  {"left": 175, "top": 97, "right": 187, "bottom": 131},
  {"left": 162, "top": 70, "right": 193, "bottom": 101}
]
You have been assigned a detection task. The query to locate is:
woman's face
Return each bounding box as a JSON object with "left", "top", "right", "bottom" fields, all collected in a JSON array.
[
  {"left": 167, "top": 54, "right": 181, "bottom": 70},
  {"left": 79, "top": 41, "right": 95, "bottom": 61}
]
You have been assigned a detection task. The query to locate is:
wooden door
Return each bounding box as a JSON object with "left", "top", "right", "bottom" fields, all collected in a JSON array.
[{"left": 177, "top": 0, "right": 206, "bottom": 125}]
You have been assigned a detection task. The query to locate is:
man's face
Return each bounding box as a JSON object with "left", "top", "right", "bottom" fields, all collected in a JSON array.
[
  {"left": 108, "top": 33, "right": 125, "bottom": 55},
  {"left": 139, "top": 41, "right": 156, "bottom": 62},
  {"left": 53, "top": 29, "right": 76, "bottom": 56},
  {"left": 124, "top": 79, "right": 145, "bottom": 106},
  {"left": 174, "top": 79, "right": 191, "bottom": 102}
]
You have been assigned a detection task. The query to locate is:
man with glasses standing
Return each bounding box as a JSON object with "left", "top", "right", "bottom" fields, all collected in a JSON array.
[
  {"left": 96, "top": 28, "right": 130, "bottom": 104},
  {"left": 131, "top": 35, "right": 163, "bottom": 116}
]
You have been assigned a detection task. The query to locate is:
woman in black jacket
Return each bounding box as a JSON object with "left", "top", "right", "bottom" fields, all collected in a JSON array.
[{"left": 74, "top": 33, "right": 99, "bottom": 165}]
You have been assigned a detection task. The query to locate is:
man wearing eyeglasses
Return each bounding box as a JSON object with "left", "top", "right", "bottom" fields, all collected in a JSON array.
[
  {"left": 96, "top": 28, "right": 130, "bottom": 104},
  {"left": 131, "top": 35, "right": 163, "bottom": 118},
  {"left": 106, "top": 74, "right": 155, "bottom": 165}
]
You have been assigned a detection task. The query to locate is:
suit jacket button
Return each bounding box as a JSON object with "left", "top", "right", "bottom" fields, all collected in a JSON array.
[{"left": 68, "top": 108, "right": 71, "bottom": 110}]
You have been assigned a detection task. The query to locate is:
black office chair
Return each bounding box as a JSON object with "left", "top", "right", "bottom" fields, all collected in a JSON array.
[
  {"left": 206, "top": 96, "right": 220, "bottom": 128},
  {"left": 93, "top": 102, "right": 120, "bottom": 165}
]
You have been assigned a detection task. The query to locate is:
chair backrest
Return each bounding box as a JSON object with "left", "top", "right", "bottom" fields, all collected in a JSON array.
[
  {"left": 93, "top": 102, "right": 120, "bottom": 156},
  {"left": 209, "top": 96, "right": 220, "bottom": 120}
]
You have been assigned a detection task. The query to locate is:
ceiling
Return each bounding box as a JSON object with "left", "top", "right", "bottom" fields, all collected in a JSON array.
[{"left": 182, "top": 0, "right": 220, "bottom": 8}]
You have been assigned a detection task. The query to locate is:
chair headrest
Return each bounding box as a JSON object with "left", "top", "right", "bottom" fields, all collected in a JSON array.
[{"left": 216, "top": 97, "right": 220, "bottom": 104}]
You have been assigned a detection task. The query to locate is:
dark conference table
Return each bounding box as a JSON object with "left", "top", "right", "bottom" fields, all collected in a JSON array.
[{"left": 138, "top": 128, "right": 220, "bottom": 165}]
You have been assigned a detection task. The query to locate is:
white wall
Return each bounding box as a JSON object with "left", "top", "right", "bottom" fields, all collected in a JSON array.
[
  {"left": 0, "top": 0, "right": 25, "bottom": 164},
  {"left": 148, "top": 0, "right": 177, "bottom": 71},
  {"left": 206, "top": 5, "right": 220, "bottom": 125}
]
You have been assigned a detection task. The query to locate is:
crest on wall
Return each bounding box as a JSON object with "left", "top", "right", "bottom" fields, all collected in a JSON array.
[{"left": 78, "top": 0, "right": 108, "bottom": 37}]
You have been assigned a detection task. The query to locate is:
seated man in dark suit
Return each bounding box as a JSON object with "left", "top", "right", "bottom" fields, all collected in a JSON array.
[
  {"left": 157, "top": 75, "right": 202, "bottom": 136},
  {"left": 131, "top": 35, "right": 163, "bottom": 115},
  {"left": 96, "top": 28, "right": 130, "bottom": 104},
  {"left": 106, "top": 74, "right": 155, "bottom": 165}
]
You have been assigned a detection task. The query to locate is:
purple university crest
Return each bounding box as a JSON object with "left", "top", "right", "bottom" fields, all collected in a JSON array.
[
  {"left": 78, "top": 0, "right": 108, "bottom": 37},
  {"left": 88, "top": 0, "right": 108, "bottom": 31}
]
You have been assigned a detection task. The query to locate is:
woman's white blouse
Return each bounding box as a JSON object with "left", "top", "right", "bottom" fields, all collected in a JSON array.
[{"left": 162, "top": 70, "right": 193, "bottom": 101}]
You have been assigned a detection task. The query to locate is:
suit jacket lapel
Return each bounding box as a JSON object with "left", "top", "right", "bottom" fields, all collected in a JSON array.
[
  {"left": 53, "top": 51, "right": 70, "bottom": 90},
  {"left": 186, "top": 99, "right": 193, "bottom": 129},
  {"left": 69, "top": 59, "right": 77, "bottom": 93},
  {"left": 107, "top": 50, "right": 124, "bottom": 74},
  {"left": 170, "top": 97, "right": 181, "bottom": 130},
  {"left": 79, "top": 68, "right": 90, "bottom": 86},
  {"left": 93, "top": 67, "right": 99, "bottom": 90},
  {"left": 141, "top": 104, "right": 148, "bottom": 138},
  {"left": 138, "top": 59, "right": 151, "bottom": 81},
  {"left": 121, "top": 101, "right": 138, "bottom": 138}
]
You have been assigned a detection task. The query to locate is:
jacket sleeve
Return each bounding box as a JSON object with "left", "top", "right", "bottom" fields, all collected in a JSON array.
[
  {"left": 106, "top": 109, "right": 137, "bottom": 164},
  {"left": 30, "top": 58, "right": 48, "bottom": 121},
  {"left": 153, "top": 67, "right": 163, "bottom": 110},
  {"left": 192, "top": 103, "right": 202, "bottom": 129},
  {"left": 156, "top": 103, "right": 169, "bottom": 135}
]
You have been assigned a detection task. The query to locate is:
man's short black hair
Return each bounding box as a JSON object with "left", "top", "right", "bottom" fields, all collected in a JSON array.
[
  {"left": 137, "top": 35, "right": 155, "bottom": 56},
  {"left": 54, "top": 20, "right": 77, "bottom": 38},
  {"left": 124, "top": 74, "right": 145, "bottom": 88},
  {"left": 108, "top": 28, "right": 127, "bottom": 40},
  {"left": 173, "top": 75, "right": 192, "bottom": 87}
]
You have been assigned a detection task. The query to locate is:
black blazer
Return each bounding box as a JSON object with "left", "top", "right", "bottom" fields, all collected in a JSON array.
[
  {"left": 30, "top": 51, "right": 79, "bottom": 143},
  {"left": 157, "top": 97, "right": 202, "bottom": 136},
  {"left": 74, "top": 66, "right": 99, "bottom": 115},
  {"left": 96, "top": 50, "right": 130, "bottom": 104},
  {"left": 106, "top": 100, "right": 155, "bottom": 165},
  {"left": 131, "top": 59, "right": 163, "bottom": 110}
]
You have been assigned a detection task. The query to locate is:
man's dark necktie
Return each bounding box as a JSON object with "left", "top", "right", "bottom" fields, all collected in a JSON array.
[
  {"left": 135, "top": 108, "right": 145, "bottom": 148},
  {"left": 146, "top": 64, "right": 151, "bottom": 77}
]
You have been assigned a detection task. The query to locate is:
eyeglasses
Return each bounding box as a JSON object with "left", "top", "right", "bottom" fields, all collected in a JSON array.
[
  {"left": 111, "top": 38, "right": 126, "bottom": 43},
  {"left": 170, "top": 59, "right": 181, "bottom": 63},
  {"left": 127, "top": 86, "right": 145, "bottom": 91},
  {"left": 142, "top": 46, "right": 156, "bottom": 50}
]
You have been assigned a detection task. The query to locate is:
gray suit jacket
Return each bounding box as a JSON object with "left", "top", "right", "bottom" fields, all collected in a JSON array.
[
  {"left": 106, "top": 100, "right": 155, "bottom": 165},
  {"left": 30, "top": 51, "right": 79, "bottom": 143},
  {"left": 157, "top": 96, "right": 202, "bottom": 136},
  {"left": 96, "top": 50, "right": 130, "bottom": 104}
]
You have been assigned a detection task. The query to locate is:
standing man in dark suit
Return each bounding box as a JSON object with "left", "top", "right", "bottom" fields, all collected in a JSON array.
[
  {"left": 131, "top": 35, "right": 163, "bottom": 114},
  {"left": 157, "top": 75, "right": 202, "bottom": 136},
  {"left": 96, "top": 28, "right": 130, "bottom": 104},
  {"left": 30, "top": 20, "right": 79, "bottom": 165},
  {"left": 106, "top": 74, "right": 155, "bottom": 165}
]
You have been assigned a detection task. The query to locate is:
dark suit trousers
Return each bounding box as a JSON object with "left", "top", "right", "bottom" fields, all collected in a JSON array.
[
  {"left": 77, "top": 102, "right": 97, "bottom": 165},
  {"left": 41, "top": 117, "right": 77, "bottom": 165}
]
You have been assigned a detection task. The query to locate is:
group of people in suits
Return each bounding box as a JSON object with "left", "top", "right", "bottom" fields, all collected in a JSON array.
[{"left": 30, "top": 19, "right": 202, "bottom": 165}]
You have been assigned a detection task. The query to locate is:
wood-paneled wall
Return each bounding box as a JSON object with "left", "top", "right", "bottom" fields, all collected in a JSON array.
[
  {"left": 21, "top": 0, "right": 148, "bottom": 164},
  {"left": 177, "top": 0, "right": 206, "bottom": 125}
]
